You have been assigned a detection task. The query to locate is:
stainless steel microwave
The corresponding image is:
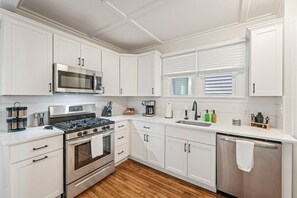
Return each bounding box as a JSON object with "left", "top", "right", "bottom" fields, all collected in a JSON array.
[{"left": 53, "top": 64, "right": 102, "bottom": 94}]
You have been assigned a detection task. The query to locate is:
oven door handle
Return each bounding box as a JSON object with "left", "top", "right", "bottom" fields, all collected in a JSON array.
[{"left": 67, "top": 131, "right": 113, "bottom": 145}]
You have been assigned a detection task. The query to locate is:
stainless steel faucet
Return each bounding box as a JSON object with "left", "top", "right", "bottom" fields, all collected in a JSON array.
[{"left": 192, "top": 101, "right": 200, "bottom": 120}]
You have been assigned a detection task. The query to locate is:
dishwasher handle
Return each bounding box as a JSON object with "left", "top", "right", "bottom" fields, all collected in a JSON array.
[{"left": 219, "top": 136, "right": 279, "bottom": 149}]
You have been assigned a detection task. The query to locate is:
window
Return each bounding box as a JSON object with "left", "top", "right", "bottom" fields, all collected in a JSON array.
[
  {"left": 171, "top": 77, "right": 192, "bottom": 96},
  {"left": 204, "top": 73, "right": 233, "bottom": 95}
]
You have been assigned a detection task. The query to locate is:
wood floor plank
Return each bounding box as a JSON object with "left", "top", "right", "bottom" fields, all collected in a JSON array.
[{"left": 76, "top": 160, "right": 221, "bottom": 198}]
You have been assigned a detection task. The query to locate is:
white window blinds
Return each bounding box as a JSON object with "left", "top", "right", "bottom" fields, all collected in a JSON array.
[
  {"left": 172, "top": 77, "right": 190, "bottom": 96},
  {"left": 163, "top": 52, "right": 196, "bottom": 75},
  {"left": 198, "top": 42, "right": 245, "bottom": 71},
  {"left": 204, "top": 74, "right": 233, "bottom": 95}
]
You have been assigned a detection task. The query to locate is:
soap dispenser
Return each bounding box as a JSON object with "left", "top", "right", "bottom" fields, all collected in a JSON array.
[
  {"left": 204, "top": 110, "right": 210, "bottom": 122},
  {"left": 211, "top": 110, "right": 217, "bottom": 123}
]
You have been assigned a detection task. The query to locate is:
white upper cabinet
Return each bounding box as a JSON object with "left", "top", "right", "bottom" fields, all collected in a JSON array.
[
  {"left": 248, "top": 21, "right": 283, "bottom": 96},
  {"left": 54, "top": 34, "right": 101, "bottom": 71},
  {"left": 120, "top": 56, "right": 137, "bottom": 96},
  {"left": 1, "top": 16, "right": 53, "bottom": 95},
  {"left": 102, "top": 50, "right": 120, "bottom": 96},
  {"left": 138, "top": 51, "right": 162, "bottom": 96}
]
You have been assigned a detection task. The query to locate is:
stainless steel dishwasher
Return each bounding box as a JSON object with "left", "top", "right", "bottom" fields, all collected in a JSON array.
[{"left": 217, "top": 134, "right": 282, "bottom": 198}]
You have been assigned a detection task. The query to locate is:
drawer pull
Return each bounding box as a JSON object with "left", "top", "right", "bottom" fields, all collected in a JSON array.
[
  {"left": 118, "top": 125, "right": 125, "bottom": 128},
  {"left": 33, "top": 145, "right": 48, "bottom": 151},
  {"left": 118, "top": 136, "right": 124, "bottom": 140},
  {"left": 33, "top": 156, "right": 48, "bottom": 163},
  {"left": 143, "top": 126, "right": 150, "bottom": 129},
  {"left": 118, "top": 151, "right": 124, "bottom": 155}
]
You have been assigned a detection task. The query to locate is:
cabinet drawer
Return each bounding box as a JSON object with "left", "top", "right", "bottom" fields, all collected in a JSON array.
[
  {"left": 115, "top": 130, "right": 128, "bottom": 147},
  {"left": 115, "top": 144, "right": 128, "bottom": 163},
  {"left": 132, "top": 121, "right": 164, "bottom": 135},
  {"left": 166, "top": 126, "right": 215, "bottom": 146},
  {"left": 115, "top": 121, "right": 129, "bottom": 132},
  {"left": 10, "top": 135, "right": 63, "bottom": 164}
]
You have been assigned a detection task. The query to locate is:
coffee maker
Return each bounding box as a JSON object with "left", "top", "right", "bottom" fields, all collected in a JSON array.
[{"left": 142, "top": 100, "right": 155, "bottom": 117}]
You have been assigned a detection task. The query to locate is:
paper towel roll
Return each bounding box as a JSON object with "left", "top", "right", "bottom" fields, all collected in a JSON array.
[{"left": 165, "top": 103, "right": 173, "bottom": 118}]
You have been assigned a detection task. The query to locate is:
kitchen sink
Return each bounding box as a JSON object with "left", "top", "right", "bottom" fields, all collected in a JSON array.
[{"left": 175, "top": 120, "right": 212, "bottom": 127}]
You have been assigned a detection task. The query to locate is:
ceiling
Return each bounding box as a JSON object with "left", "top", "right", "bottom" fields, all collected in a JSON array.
[{"left": 14, "top": 0, "right": 283, "bottom": 52}]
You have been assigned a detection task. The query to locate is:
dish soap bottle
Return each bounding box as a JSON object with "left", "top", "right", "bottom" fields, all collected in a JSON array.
[
  {"left": 211, "top": 110, "right": 217, "bottom": 123},
  {"left": 204, "top": 110, "right": 210, "bottom": 122}
]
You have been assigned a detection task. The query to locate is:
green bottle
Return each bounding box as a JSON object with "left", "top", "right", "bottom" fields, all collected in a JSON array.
[{"left": 204, "top": 110, "right": 210, "bottom": 122}]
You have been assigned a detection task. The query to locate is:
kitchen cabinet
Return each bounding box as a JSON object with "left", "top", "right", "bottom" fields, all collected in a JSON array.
[
  {"left": 0, "top": 135, "right": 64, "bottom": 198},
  {"left": 0, "top": 15, "right": 53, "bottom": 95},
  {"left": 131, "top": 121, "right": 165, "bottom": 168},
  {"left": 102, "top": 50, "right": 120, "bottom": 96},
  {"left": 120, "top": 55, "right": 138, "bottom": 96},
  {"left": 54, "top": 34, "right": 101, "bottom": 71},
  {"left": 114, "top": 121, "right": 129, "bottom": 164},
  {"left": 138, "top": 51, "right": 162, "bottom": 96},
  {"left": 165, "top": 126, "right": 216, "bottom": 188},
  {"left": 248, "top": 21, "right": 283, "bottom": 96}
]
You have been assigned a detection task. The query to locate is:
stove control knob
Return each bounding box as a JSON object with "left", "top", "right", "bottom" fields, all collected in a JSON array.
[
  {"left": 83, "top": 131, "right": 88, "bottom": 135},
  {"left": 102, "top": 127, "right": 106, "bottom": 130},
  {"left": 77, "top": 132, "right": 83, "bottom": 137},
  {"left": 93, "top": 128, "right": 98, "bottom": 133},
  {"left": 106, "top": 125, "right": 110, "bottom": 130}
]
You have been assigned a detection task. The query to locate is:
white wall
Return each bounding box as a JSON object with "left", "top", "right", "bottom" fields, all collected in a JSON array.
[
  {"left": 128, "top": 97, "right": 281, "bottom": 128},
  {"left": 0, "top": 95, "right": 128, "bottom": 132}
]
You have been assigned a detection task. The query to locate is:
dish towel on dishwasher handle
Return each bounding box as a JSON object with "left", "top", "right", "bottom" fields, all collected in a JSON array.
[
  {"left": 236, "top": 140, "right": 254, "bottom": 172},
  {"left": 91, "top": 134, "right": 103, "bottom": 158}
]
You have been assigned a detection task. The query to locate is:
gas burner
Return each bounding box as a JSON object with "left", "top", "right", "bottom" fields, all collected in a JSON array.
[{"left": 53, "top": 117, "right": 114, "bottom": 132}]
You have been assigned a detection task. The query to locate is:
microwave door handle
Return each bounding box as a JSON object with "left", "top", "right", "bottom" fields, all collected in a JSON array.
[{"left": 93, "top": 73, "right": 97, "bottom": 93}]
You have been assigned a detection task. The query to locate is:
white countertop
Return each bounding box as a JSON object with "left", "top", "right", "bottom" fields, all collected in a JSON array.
[
  {"left": 103, "top": 115, "right": 297, "bottom": 144},
  {"left": 0, "top": 126, "right": 64, "bottom": 146}
]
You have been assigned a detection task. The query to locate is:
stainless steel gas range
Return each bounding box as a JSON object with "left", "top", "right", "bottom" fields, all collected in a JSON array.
[{"left": 49, "top": 104, "right": 115, "bottom": 198}]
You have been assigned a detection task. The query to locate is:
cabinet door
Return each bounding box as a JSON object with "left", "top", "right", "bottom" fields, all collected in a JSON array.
[
  {"left": 102, "top": 50, "right": 120, "bottom": 96},
  {"left": 138, "top": 54, "right": 155, "bottom": 96},
  {"left": 120, "top": 56, "right": 137, "bottom": 96},
  {"left": 2, "top": 17, "right": 53, "bottom": 95},
  {"left": 165, "top": 137, "right": 187, "bottom": 177},
  {"left": 54, "top": 34, "right": 81, "bottom": 67},
  {"left": 187, "top": 141, "right": 216, "bottom": 188},
  {"left": 81, "top": 43, "right": 101, "bottom": 71},
  {"left": 131, "top": 129, "right": 146, "bottom": 161},
  {"left": 146, "top": 133, "right": 164, "bottom": 168},
  {"left": 250, "top": 23, "right": 283, "bottom": 96},
  {"left": 10, "top": 149, "right": 63, "bottom": 198}
]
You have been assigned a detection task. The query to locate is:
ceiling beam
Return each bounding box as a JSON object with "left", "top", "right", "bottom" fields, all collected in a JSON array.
[{"left": 240, "top": 0, "right": 251, "bottom": 22}]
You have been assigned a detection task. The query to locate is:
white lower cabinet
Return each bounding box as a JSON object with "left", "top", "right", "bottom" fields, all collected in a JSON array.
[
  {"left": 10, "top": 149, "right": 63, "bottom": 198},
  {"left": 165, "top": 126, "right": 216, "bottom": 189},
  {"left": 131, "top": 121, "right": 165, "bottom": 168},
  {"left": 114, "top": 121, "right": 129, "bottom": 164}
]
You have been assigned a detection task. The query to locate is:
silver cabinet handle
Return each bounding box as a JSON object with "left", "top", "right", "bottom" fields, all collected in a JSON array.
[
  {"left": 49, "top": 83, "right": 52, "bottom": 92},
  {"left": 144, "top": 134, "right": 146, "bottom": 141},
  {"left": 152, "top": 88, "right": 154, "bottom": 95},
  {"left": 102, "top": 87, "right": 105, "bottom": 94},
  {"left": 118, "top": 136, "right": 124, "bottom": 140},
  {"left": 219, "top": 136, "right": 279, "bottom": 149},
  {"left": 143, "top": 126, "right": 150, "bottom": 129},
  {"left": 118, "top": 151, "right": 124, "bottom": 155},
  {"left": 82, "top": 58, "right": 85, "bottom": 66},
  {"left": 120, "top": 88, "right": 123, "bottom": 95},
  {"left": 78, "top": 57, "right": 81, "bottom": 66},
  {"left": 146, "top": 134, "right": 149, "bottom": 142},
  {"left": 33, "top": 145, "right": 48, "bottom": 151},
  {"left": 188, "top": 144, "right": 191, "bottom": 153},
  {"left": 33, "top": 156, "right": 48, "bottom": 163},
  {"left": 184, "top": 143, "right": 187, "bottom": 152},
  {"left": 118, "top": 125, "right": 124, "bottom": 128},
  {"left": 253, "top": 83, "right": 255, "bottom": 93}
]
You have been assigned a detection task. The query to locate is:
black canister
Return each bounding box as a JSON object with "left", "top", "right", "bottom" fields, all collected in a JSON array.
[{"left": 256, "top": 112, "right": 264, "bottom": 123}]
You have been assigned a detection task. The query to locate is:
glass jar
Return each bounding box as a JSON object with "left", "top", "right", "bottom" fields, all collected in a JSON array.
[
  {"left": 11, "top": 107, "right": 18, "bottom": 117},
  {"left": 17, "top": 118, "right": 24, "bottom": 129},
  {"left": 23, "top": 117, "right": 28, "bottom": 128},
  {"left": 18, "top": 107, "right": 23, "bottom": 117},
  {"left": 6, "top": 107, "right": 12, "bottom": 117},
  {"left": 23, "top": 107, "right": 28, "bottom": 116},
  {"left": 6, "top": 119, "right": 12, "bottom": 130},
  {"left": 11, "top": 118, "right": 18, "bottom": 130}
]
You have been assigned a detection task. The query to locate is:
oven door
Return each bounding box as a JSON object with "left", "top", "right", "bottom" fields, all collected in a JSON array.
[
  {"left": 54, "top": 63, "right": 102, "bottom": 94},
  {"left": 66, "top": 131, "right": 114, "bottom": 184}
]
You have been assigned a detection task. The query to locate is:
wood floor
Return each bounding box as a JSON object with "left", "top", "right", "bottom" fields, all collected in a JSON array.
[{"left": 76, "top": 160, "right": 221, "bottom": 198}]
